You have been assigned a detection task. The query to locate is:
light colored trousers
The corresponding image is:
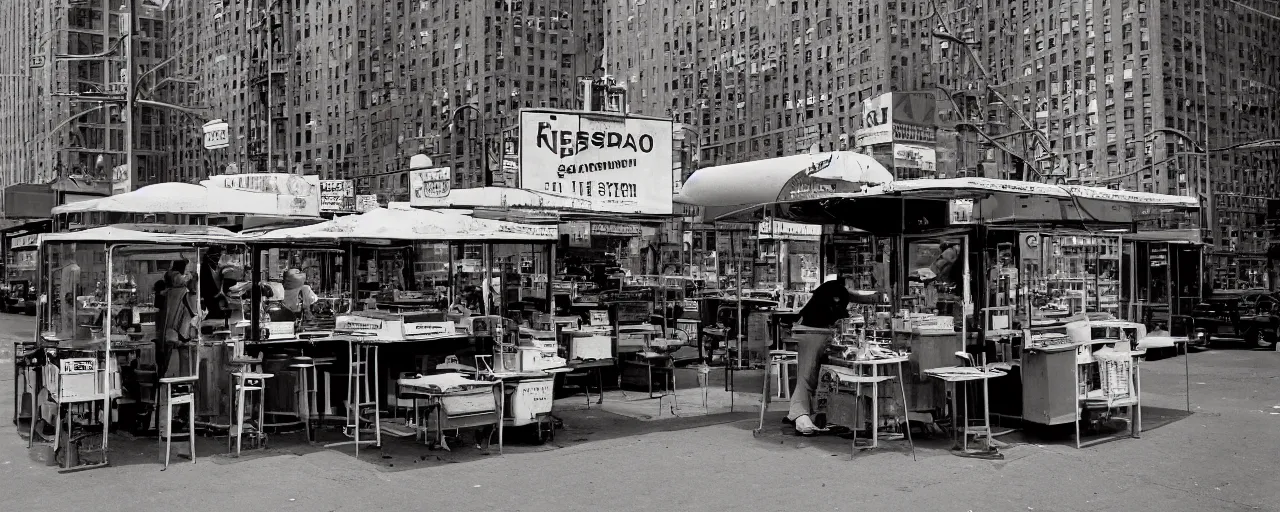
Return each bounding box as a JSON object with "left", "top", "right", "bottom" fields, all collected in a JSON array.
[{"left": 787, "top": 327, "right": 833, "bottom": 421}]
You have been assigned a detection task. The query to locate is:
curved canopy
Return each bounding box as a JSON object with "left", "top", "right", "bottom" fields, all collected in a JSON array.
[
  {"left": 677, "top": 151, "right": 894, "bottom": 207},
  {"left": 50, "top": 182, "right": 320, "bottom": 217},
  {"left": 39, "top": 225, "right": 241, "bottom": 246},
  {"left": 244, "top": 207, "right": 558, "bottom": 243}
]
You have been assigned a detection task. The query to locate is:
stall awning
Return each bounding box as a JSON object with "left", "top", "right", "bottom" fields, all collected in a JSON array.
[
  {"left": 243, "top": 207, "right": 559, "bottom": 243},
  {"left": 869, "top": 178, "right": 1199, "bottom": 208},
  {"left": 50, "top": 182, "right": 322, "bottom": 218},
  {"left": 39, "top": 225, "right": 241, "bottom": 246},
  {"left": 408, "top": 186, "right": 595, "bottom": 211},
  {"left": 676, "top": 151, "right": 894, "bottom": 208}
]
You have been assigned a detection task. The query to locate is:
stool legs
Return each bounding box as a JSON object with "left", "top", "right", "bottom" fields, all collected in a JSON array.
[
  {"left": 234, "top": 385, "right": 246, "bottom": 456},
  {"left": 163, "top": 397, "right": 172, "bottom": 467},
  {"left": 160, "top": 380, "right": 197, "bottom": 470},
  {"left": 297, "top": 367, "right": 311, "bottom": 442}
]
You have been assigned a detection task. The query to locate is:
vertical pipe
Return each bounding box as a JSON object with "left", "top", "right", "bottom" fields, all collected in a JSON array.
[
  {"left": 124, "top": 0, "right": 136, "bottom": 190},
  {"left": 102, "top": 244, "right": 114, "bottom": 456}
]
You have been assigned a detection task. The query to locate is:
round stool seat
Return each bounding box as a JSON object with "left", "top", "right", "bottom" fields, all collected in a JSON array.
[{"left": 289, "top": 356, "right": 315, "bottom": 368}]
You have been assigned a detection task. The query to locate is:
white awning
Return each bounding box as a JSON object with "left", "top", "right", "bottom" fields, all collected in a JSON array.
[
  {"left": 244, "top": 207, "right": 558, "bottom": 243},
  {"left": 50, "top": 182, "right": 322, "bottom": 217},
  {"left": 39, "top": 225, "right": 241, "bottom": 246},
  {"left": 678, "top": 151, "right": 894, "bottom": 207},
  {"left": 876, "top": 178, "right": 1199, "bottom": 207}
]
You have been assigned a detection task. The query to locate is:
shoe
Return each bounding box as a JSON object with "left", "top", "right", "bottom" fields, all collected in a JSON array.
[
  {"left": 781, "top": 416, "right": 795, "bottom": 425},
  {"left": 793, "top": 415, "right": 819, "bottom": 436}
]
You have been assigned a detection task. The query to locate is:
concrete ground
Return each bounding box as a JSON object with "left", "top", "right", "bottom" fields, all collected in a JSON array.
[{"left": 1, "top": 312, "right": 1277, "bottom": 512}]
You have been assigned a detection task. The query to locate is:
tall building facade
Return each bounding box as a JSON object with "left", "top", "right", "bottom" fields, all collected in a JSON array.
[
  {"left": 607, "top": 0, "right": 949, "bottom": 171},
  {"left": 158, "top": 0, "right": 288, "bottom": 185},
  {"left": 251, "top": 0, "right": 607, "bottom": 204},
  {"left": 610, "top": 0, "right": 1279, "bottom": 291},
  {"left": 948, "top": 0, "right": 1280, "bottom": 289},
  {"left": 0, "top": 0, "right": 176, "bottom": 206}
]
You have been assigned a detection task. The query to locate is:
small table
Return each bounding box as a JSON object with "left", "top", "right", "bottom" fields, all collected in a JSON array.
[
  {"left": 923, "top": 366, "right": 1007, "bottom": 459},
  {"left": 818, "top": 356, "right": 914, "bottom": 458}
]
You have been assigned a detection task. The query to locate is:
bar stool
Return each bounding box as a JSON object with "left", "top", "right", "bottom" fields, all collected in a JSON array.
[
  {"left": 769, "top": 349, "right": 799, "bottom": 399},
  {"left": 229, "top": 371, "right": 273, "bottom": 456},
  {"left": 158, "top": 376, "right": 198, "bottom": 469},
  {"left": 290, "top": 356, "right": 335, "bottom": 442}
]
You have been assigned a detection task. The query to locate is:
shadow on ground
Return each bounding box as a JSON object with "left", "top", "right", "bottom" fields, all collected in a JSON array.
[{"left": 14, "top": 396, "right": 758, "bottom": 473}]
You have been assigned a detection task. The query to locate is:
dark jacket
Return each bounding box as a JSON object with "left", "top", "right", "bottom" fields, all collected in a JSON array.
[{"left": 798, "top": 281, "right": 852, "bottom": 328}]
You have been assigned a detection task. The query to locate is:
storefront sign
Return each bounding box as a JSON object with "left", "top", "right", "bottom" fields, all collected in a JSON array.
[
  {"left": 854, "top": 93, "right": 894, "bottom": 147},
  {"left": 408, "top": 167, "right": 451, "bottom": 202},
  {"left": 758, "top": 217, "right": 822, "bottom": 240},
  {"left": 949, "top": 198, "right": 976, "bottom": 224},
  {"left": 202, "top": 119, "right": 230, "bottom": 150},
  {"left": 590, "top": 222, "right": 642, "bottom": 237},
  {"left": 205, "top": 173, "right": 321, "bottom": 217},
  {"left": 9, "top": 234, "right": 39, "bottom": 249},
  {"left": 355, "top": 195, "right": 379, "bottom": 212},
  {"left": 319, "top": 180, "right": 353, "bottom": 211},
  {"left": 893, "top": 143, "right": 937, "bottom": 173},
  {"left": 519, "top": 110, "right": 674, "bottom": 215},
  {"left": 497, "top": 223, "right": 559, "bottom": 238}
]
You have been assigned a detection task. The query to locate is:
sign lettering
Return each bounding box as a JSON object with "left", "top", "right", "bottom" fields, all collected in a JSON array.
[
  {"left": 520, "top": 110, "right": 674, "bottom": 215},
  {"left": 409, "top": 167, "right": 451, "bottom": 199}
]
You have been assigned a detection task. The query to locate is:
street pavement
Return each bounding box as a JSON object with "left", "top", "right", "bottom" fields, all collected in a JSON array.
[{"left": 0, "top": 312, "right": 1277, "bottom": 512}]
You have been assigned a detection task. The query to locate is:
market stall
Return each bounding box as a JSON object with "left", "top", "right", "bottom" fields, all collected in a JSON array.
[
  {"left": 24, "top": 225, "right": 244, "bottom": 471},
  {"left": 241, "top": 206, "right": 563, "bottom": 453},
  {"left": 681, "top": 167, "right": 1200, "bottom": 451}
]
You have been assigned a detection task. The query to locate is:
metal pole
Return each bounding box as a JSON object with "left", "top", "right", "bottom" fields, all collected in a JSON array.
[
  {"left": 124, "top": 0, "right": 136, "bottom": 190},
  {"left": 266, "top": 8, "right": 273, "bottom": 173}
]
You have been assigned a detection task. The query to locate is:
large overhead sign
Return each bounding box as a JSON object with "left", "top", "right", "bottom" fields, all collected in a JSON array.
[{"left": 519, "top": 109, "right": 674, "bottom": 215}]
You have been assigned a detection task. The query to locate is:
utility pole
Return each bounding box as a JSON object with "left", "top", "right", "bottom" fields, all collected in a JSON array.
[{"left": 123, "top": 0, "right": 136, "bottom": 191}]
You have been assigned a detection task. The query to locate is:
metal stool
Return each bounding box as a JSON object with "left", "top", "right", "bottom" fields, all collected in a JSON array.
[
  {"left": 289, "top": 356, "right": 334, "bottom": 442},
  {"left": 158, "top": 376, "right": 198, "bottom": 469},
  {"left": 229, "top": 371, "right": 273, "bottom": 456}
]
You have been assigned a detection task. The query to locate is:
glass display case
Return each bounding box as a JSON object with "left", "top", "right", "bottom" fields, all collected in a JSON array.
[{"left": 1022, "top": 233, "right": 1122, "bottom": 321}]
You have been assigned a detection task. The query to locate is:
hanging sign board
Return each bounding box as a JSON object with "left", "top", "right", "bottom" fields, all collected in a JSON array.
[
  {"left": 202, "top": 119, "right": 230, "bottom": 150},
  {"left": 949, "top": 198, "right": 976, "bottom": 225},
  {"left": 408, "top": 167, "right": 452, "bottom": 202},
  {"left": 519, "top": 109, "right": 674, "bottom": 215},
  {"left": 319, "top": 180, "right": 353, "bottom": 211}
]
